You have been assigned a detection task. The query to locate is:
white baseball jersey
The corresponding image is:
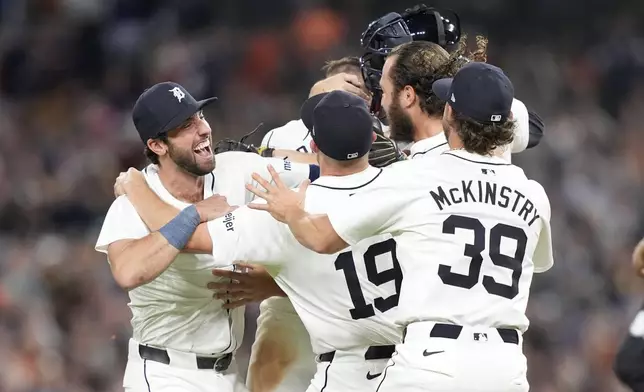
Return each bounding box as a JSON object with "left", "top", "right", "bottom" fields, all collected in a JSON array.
[
  {"left": 262, "top": 120, "right": 313, "bottom": 153},
  {"left": 327, "top": 150, "right": 553, "bottom": 333},
  {"left": 408, "top": 98, "right": 531, "bottom": 162},
  {"left": 206, "top": 166, "right": 403, "bottom": 354},
  {"left": 95, "top": 152, "right": 314, "bottom": 355}
]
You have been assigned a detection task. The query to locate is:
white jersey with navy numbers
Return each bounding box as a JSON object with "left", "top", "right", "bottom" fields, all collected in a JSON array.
[
  {"left": 326, "top": 150, "right": 553, "bottom": 333},
  {"left": 95, "top": 152, "right": 313, "bottom": 355},
  {"left": 206, "top": 166, "right": 403, "bottom": 354}
]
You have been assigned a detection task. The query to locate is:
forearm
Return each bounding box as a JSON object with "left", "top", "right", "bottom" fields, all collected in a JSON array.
[
  {"left": 110, "top": 205, "right": 204, "bottom": 289},
  {"left": 110, "top": 233, "right": 180, "bottom": 290},
  {"left": 127, "top": 184, "right": 180, "bottom": 231},
  {"left": 286, "top": 211, "right": 347, "bottom": 254},
  {"left": 271, "top": 149, "right": 318, "bottom": 164}
]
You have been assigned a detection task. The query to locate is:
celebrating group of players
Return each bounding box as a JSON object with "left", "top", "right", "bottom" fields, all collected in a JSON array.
[{"left": 96, "top": 5, "right": 552, "bottom": 392}]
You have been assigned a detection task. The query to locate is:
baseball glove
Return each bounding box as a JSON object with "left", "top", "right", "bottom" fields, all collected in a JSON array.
[
  {"left": 368, "top": 118, "right": 407, "bottom": 167},
  {"left": 213, "top": 123, "right": 263, "bottom": 155},
  {"left": 213, "top": 139, "right": 258, "bottom": 155}
]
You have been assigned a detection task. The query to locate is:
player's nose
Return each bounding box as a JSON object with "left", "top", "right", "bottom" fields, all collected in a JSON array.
[{"left": 196, "top": 119, "right": 211, "bottom": 137}]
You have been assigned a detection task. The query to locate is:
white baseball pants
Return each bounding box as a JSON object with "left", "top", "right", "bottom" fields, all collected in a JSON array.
[
  {"left": 123, "top": 339, "right": 248, "bottom": 392},
  {"left": 307, "top": 345, "right": 394, "bottom": 392},
  {"left": 375, "top": 322, "right": 529, "bottom": 392}
]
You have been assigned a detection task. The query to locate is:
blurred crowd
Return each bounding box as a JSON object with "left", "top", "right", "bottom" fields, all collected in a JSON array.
[{"left": 0, "top": 0, "right": 643, "bottom": 391}]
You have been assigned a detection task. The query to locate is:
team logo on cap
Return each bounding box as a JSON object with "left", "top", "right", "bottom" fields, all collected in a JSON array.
[
  {"left": 169, "top": 87, "right": 186, "bottom": 102},
  {"left": 490, "top": 114, "right": 502, "bottom": 122},
  {"left": 450, "top": 93, "right": 456, "bottom": 102}
]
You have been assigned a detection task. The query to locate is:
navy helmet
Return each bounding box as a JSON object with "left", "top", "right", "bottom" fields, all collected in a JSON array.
[{"left": 359, "top": 5, "right": 462, "bottom": 115}]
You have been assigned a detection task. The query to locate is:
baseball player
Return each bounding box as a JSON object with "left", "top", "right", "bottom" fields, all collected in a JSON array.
[
  {"left": 250, "top": 57, "right": 400, "bottom": 392},
  {"left": 248, "top": 63, "right": 553, "bottom": 391},
  {"left": 113, "top": 90, "right": 405, "bottom": 392},
  {"left": 94, "top": 81, "right": 318, "bottom": 392},
  {"left": 359, "top": 8, "right": 544, "bottom": 161},
  {"left": 614, "top": 238, "right": 644, "bottom": 391},
  {"left": 371, "top": 37, "right": 531, "bottom": 161}
]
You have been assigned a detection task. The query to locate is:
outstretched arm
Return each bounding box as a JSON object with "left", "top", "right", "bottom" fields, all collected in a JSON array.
[
  {"left": 260, "top": 147, "right": 318, "bottom": 165},
  {"left": 98, "top": 199, "right": 200, "bottom": 290},
  {"left": 114, "top": 168, "right": 234, "bottom": 253},
  {"left": 247, "top": 165, "right": 348, "bottom": 254}
]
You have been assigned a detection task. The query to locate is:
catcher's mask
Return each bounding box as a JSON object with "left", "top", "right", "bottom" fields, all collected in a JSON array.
[
  {"left": 359, "top": 12, "right": 412, "bottom": 115},
  {"left": 403, "top": 6, "right": 461, "bottom": 48}
]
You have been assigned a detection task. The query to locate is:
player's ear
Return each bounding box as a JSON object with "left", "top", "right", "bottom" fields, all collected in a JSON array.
[
  {"left": 401, "top": 85, "right": 416, "bottom": 109},
  {"left": 310, "top": 140, "right": 319, "bottom": 153},
  {"left": 444, "top": 103, "right": 453, "bottom": 120},
  {"left": 372, "top": 132, "right": 377, "bottom": 142},
  {"left": 147, "top": 138, "right": 168, "bottom": 157}
]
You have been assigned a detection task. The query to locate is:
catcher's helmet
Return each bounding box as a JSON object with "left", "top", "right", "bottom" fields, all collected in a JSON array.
[
  {"left": 402, "top": 5, "right": 461, "bottom": 48},
  {"left": 359, "top": 12, "right": 412, "bottom": 114},
  {"left": 359, "top": 7, "right": 462, "bottom": 115}
]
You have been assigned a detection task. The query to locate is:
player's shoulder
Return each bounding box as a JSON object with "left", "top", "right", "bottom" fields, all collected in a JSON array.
[
  {"left": 261, "top": 119, "right": 308, "bottom": 147},
  {"left": 304, "top": 168, "right": 381, "bottom": 210},
  {"left": 215, "top": 151, "right": 262, "bottom": 167},
  {"left": 385, "top": 156, "right": 446, "bottom": 180},
  {"left": 523, "top": 178, "right": 551, "bottom": 216}
]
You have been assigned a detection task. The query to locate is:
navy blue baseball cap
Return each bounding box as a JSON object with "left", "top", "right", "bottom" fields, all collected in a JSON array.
[
  {"left": 300, "top": 91, "right": 374, "bottom": 161},
  {"left": 432, "top": 62, "right": 514, "bottom": 124},
  {"left": 132, "top": 82, "right": 218, "bottom": 143}
]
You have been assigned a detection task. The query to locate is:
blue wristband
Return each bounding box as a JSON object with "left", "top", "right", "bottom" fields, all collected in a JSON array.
[{"left": 158, "top": 205, "right": 201, "bottom": 250}]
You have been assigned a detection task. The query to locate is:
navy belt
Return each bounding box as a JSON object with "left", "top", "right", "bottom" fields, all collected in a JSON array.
[
  {"left": 318, "top": 345, "right": 395, "bottom": 362},
  {"left": 138, "top": 345, "right": 232, "bottom": 371},
  {"left": 404, "top": 323, "right": 519, "bottom": 345}
]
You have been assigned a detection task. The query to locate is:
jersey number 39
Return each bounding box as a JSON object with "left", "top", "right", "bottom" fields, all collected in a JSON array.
[
  {"left": 439, "top": 214, "right": 527, "bottom": 299},
  {"left": 335, "top": 238, "right": 401, "bottom": 320}
]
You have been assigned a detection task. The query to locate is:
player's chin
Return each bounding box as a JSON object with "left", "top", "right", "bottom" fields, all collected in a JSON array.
[{"left": 194, "top": 152, "right": 215, "bottom": 172}]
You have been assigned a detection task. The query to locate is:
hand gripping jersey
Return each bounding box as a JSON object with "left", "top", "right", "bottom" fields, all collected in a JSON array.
[
  {"left": 95, "top": 152, "right": 313, "bottom": 354},
  {"left": 206, "top": 166, "right": 403, "bottom": 354}
]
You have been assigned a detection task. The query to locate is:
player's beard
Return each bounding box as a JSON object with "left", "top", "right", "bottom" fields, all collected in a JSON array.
[
  {"left": 386, "top": 94, "right": 415, "bottom": 143},
  {"left": 167, "top": 140, "right": 215, "bottom": 176}
]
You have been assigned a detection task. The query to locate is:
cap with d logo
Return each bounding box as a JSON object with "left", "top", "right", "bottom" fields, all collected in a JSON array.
[
  {"left": 132, "top": 81, "right": 218, "bottom": 143},
  {"left": 432, "top": 62, "right": 514, "bottom": 124}
]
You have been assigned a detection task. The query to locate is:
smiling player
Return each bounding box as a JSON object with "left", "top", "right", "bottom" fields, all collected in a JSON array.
[{"left": 95, "top": 82, "right": 317, "bottom": 392}]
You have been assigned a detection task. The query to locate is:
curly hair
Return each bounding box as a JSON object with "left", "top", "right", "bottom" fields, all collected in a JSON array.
[
  {"left": 144, "top": 134, "right": 168, "bottom": 164},
  {"left": 452, "top": 111, "right": 515, "bottom": 156},
  {"left": 387, "top": 35, "right": 488, "bottom": 117}
]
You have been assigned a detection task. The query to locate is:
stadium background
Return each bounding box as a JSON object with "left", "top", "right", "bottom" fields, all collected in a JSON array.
[{"left": 0, "top": 0, "right": 642, "bottom": 391}]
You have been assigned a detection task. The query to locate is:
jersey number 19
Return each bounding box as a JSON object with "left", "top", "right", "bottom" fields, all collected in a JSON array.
[{"left": 335, "top": 239, "right": 402, "bottom": 320}]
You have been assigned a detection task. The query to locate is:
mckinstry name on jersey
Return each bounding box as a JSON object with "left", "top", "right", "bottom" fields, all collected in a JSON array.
[{"left": 429, "top": 179, "right": 541, "bottom": 226}]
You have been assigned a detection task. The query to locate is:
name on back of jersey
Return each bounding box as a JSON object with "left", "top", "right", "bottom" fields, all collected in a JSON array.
[
  {"left": 223, "top": 212, "right": 235, "bottom": 232},
  {"left": 430, "top": 179, "right": 541, "bottom": 226}
]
